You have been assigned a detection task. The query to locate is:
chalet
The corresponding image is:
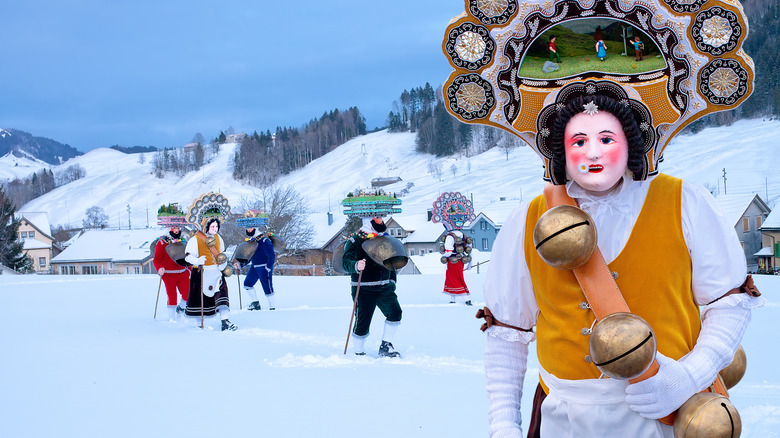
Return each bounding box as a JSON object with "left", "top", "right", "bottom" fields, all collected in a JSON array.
[
  {"left": 713, "top": 193, "right": 771, "bottom": 272},
  {"left": 758, "top": 207, "right": 780, "bottom": 274},
  {"left": 50, "top": 228, "right": 165, "bottom": 275},
  {"left": 371, "top": 177, "right": 402, "bottom": 188},
  {"left": 16, "top": 211, "right": 57, "bottom": 273}
]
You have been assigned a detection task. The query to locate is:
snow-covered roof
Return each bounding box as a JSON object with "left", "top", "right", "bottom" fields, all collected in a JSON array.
[
  {"left": 468, "top": 198, "right": 522, "bottom": 227},
  {"left": 409, "top": 247, "right": 490, "bottom": 275},
  {"left": 22, "top": 238, "right": 50, "bottom": 250},
  {"left": 307, "top": 210, "right": 349, "bottom": 249},
  {"left": 51, "top": 228, "right": 165, "bottom": 263},
  {"left": 762, "top": 208, "right": 780, "bottom": 230},
  {"left": 712, "top": 193, "right": 767, "bottom": 228},
  {"left": 393, "top": 215, "right": 446, "bottom": 243},
  {"left": 17, "top": 211, "right": 52, "bottom": 238},
  {"left": 755, "top": 247, "right": 774, "bottom": 256}
]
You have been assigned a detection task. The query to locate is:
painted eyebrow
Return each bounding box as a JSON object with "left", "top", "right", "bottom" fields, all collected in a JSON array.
[{"left": 599, "top": 130, "right": 616, "bottom": 135}]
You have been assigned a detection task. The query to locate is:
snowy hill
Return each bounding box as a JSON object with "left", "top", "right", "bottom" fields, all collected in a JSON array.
[
  {"left": 16, "top": 118, "right": 780, "bottom": 234},
  {"left": 0, "top": 152, "right": 49, "bottom": 181}
]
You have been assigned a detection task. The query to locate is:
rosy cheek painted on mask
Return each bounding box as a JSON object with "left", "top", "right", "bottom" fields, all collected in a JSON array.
[{"left": 564, "top": 111, "right": 629, "bottom": 193}]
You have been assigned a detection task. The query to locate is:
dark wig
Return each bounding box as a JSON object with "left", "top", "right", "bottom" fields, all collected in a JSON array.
[{"left": 549, "top": 95, "right": 646, "bottom": 185}]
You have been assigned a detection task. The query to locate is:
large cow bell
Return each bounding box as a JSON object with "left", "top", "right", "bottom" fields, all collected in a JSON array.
[
  {"left": 221, "top": 265, "right": 234, "bottom": 277},
  {"left": 533, "top": 205, "right": 597, "bottom": 269},
  {"left": 673, "top": 392, "right": 741, "bottom": 438},
  {"left": 164, "top": 241, "right": 188, "bottom": 267},
  {"left": 588, "top": 312, "right": 656, "bottom": 380},
  {"left": 269, "top": 234, "right": 286, "bottom": 251},
  {"left": 719, "top": 345, "right": 747, "bottom": 390},
  {"left": 215, "top": 252, "right": 228, "bottom": 264},
  {"left": 205, "top": 236, "right": 217, "bottom": 247},
  {"left": 233, "top": 241, "right": 259, "bottom": 264},
  {"left": 331, "top": 242, "right": 348, "bottom": 274},
  {"left": 361, "top": 235, "right": 409, "bottom": 270}
]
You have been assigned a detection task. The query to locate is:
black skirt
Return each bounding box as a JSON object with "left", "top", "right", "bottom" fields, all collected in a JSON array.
[{"left": 185, "top": 268, "right": 230, "bottom": 317}]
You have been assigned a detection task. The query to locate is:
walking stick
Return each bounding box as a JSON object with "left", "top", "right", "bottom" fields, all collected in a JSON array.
[
  {"left": 153, "top": 276, "right": 162, "bottom": 319},
  {"left": 343, "top": 269, "right": 363, "bottom": 354},
  {"left": 199, "top": 267, "right": 205, "bottom": 329},
  {"left": 236, "top": 270, "right": 243, "bottom": 310}
]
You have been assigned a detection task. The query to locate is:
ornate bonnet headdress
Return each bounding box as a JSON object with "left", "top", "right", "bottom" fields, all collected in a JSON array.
[
  {"left": 156, "top": 203, "right": 188, "bottom": 227},
  {"left": 236, "top": 210, "right": 270, "bottom": 229},
  {"left": 185, "top": 192, "right": 231, "bottom": 231},
  {"left": 341, "top": 188, "right": 402, "bottom": 218},
  {"left": 431, "top": 191, "right": 476, "bottom": 230},
  {"left": 442, "top": 0, "right": 754, "bottom": 181}
]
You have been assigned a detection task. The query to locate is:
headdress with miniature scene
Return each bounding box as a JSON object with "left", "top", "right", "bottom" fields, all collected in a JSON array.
[
  {"left": 157, "top": 203, "right": 188, "bottom": 227},
  {"left": 442, "top": 0, "right": 754, "bottom": 182},
  {"left": 341, "top": 188, "right": 402, "bottom": 218},
  {"left": 185, "top": 192, "right": 231, "bottom": 231},
  {"left": 236, "top": 209, "right": 270, "bottom": 229}
]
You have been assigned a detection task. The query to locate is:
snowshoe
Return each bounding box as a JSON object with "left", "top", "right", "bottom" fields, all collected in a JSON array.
[
  {"left": 221, "top": 319, "right": 237, "bottom": 331},
  {"left": 378, "top": 341, "right": 400, "bottom": 358},
  {"left": 247, "top": 301, "right": 262, "bottom": 311}
]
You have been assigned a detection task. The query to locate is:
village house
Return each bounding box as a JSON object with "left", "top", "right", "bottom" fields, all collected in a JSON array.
[
  {"left": 713, "top": 193, "right": 771, "bottom": 273},
  {"left": 50, "top": 228, "right": 165, "bottom": 275},
  {"left": 16, "top": 211, "right": 57, "bottom": 273},
  {"left": 758, "top": 207, "right": 780, "bottom": 274}
]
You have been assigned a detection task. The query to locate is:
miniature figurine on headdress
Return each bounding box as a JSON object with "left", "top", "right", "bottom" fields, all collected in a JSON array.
[
  {"left": 233, "top": 209, "right": 277, "bottom": 311},
  {"left": 442, "top": 0, "right": 762, "bottom": 436},
  {"left": 339, "top": 188, "right": 407, "bottom": 357},
  {"left": 432, "top": 192, "right": 476, "bottom": 305},
  {"left": 153, "top": 203, "right": 190, "bottom": 320},
  {"left": 182, "top": 192, "right": 238, "bottom": 331}
]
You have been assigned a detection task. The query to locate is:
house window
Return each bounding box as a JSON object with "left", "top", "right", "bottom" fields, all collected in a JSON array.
[
  {"left": 482, "top": 238, "right": 489, "bottom": 250},
  {"left": 428, "top": 249, "right": 433, "bottom": 254},
  {"left": 20, "top": 231, "right": 26, "bottom": 238},
  {"left": 389, "top": 228, "right": 395, "bottom": 236},
  {"left": 27, "top": 231, "right": 35, "bottom": 238},
  {"left": 39, "top": 257, "right": 46, "bottom": 267},
  {"left": 134, "top": 266, "right": 140, "bottom": 274},
  {"left": 82, "top": 265, "right": 98, "bottom": 275},
  {"left": 480, "top": 221, "right": 487, "bottom": 230},
  {"left": 69, "top": 266, "right": 75, "bottom": 275},
  {"left": 756, "top": 216, "right": 762, "bottom": 229},
  {"left": 126, "top": 266, "right": 130, "bottom": 274},
  {"left": 410, "top": 249, "right": 416, "bottom": 256},
  {"left": 60, "top": 266, "right": 68, "bottom": 275},
  {"left": 742, "top": 217, "right": 750, "bottom": 232}
]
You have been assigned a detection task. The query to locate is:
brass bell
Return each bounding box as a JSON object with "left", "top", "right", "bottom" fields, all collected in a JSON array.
[
  {"left": 588, "top": 312, "right": 656, "bottom": 380},
  {"left": 205, "top": 236, "right": 217, "bottom": 247},
  {"left": 673, "top": 392, "right": 741, "bottom": 438},
  {"left": 719, "top": 345, "right": 747, "bottom": 390},
  {"left": 440, "top": 256, "right": 449, "bottom": 264},
  {"left": 221, "top": 265, "right": 234, "bottom": 277},
  {"left": 464, "top": 246, "right": 472, "bottom": 254},
  {"left": 533, "top": 205, "right": 597, "bottom": 269},
  {"left": 455, "top": 245, "right": 464, "bottom": 253},
  {"left": 215, "top": 252, "right": 228, "bottom": 264},
  {"left": 462, "top": 255, "right": 472, "bottom": 264}
]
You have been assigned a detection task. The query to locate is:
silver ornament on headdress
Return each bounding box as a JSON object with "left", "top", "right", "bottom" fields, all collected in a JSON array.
[{"left": 583, "top": 101, "right": 599, "bottom": 116}]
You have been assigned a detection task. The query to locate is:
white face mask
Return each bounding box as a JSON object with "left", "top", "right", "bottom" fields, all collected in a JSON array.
[{"left": 564, "top": 111, "right": 629, "bottom": 194}]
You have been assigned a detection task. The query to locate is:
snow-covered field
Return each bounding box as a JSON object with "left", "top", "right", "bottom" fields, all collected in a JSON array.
[{"left": 1, "top": 272, "right": 778, "bottom": 437}]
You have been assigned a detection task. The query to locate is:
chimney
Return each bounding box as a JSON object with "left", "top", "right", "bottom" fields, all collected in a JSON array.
[{"left": 327, "top": 212, "right": 333, "bottom": 226}]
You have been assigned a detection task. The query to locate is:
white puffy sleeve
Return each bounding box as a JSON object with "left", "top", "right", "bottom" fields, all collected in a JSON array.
[
  {"left": 681, "top": 181, "right": 750, "bottom": 305},
  {"left": 483, "top": 202, "right": 538, "bottom": 343}
]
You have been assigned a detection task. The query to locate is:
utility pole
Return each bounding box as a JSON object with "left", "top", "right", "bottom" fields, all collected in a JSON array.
[
  {"left": 722, "top": 168, "right": 727, "bottom": 195},
  {"left": 127, "top": 204, "right": 132, "bottom": 229}
]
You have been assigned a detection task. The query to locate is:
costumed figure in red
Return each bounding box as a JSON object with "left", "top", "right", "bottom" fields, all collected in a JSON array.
[
  {"left": 153, "top": 203, "right": 191, "bottom": 320},
  {"left": 432, "top": 192, "right": 476, "bottom": 306}
]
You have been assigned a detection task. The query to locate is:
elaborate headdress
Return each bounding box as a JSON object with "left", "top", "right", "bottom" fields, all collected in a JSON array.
[
  {"left": 185, "top": 192, "right": 231, "bottom": 231},
  {"left": 442, "top": 0, "right": 753, "bottom": 181},
  {"left": 431, "top": 192, "right": 476, "bottom": 230},
  {"left": 156, "top": 203, "right": 188, "bottom": 227},
  {"left": 236, "top": 209, "right": 270, "bottom": 229},
  {"left": 342, "top": 188, "right": 402, "bottom": 218}
]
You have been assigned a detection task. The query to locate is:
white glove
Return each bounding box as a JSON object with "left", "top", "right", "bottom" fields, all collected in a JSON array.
[
  {"left": 194, "top": 255, "right": 206, "bottom": 266},
  {"left": 625, "top": 353, "right": 696, "bottom": 419}
]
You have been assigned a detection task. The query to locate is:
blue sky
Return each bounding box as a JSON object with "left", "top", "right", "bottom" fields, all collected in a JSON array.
[{"left": 1, "top": 1, "right": 463, "bottom": 151}]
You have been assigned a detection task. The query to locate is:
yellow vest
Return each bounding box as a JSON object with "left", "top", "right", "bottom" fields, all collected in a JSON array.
[
  {"left": 524, "top": 174, "right": 701, "bottom": 385},
  {"left": 196, "top": 234, "right": 221, "bottom": 266}
]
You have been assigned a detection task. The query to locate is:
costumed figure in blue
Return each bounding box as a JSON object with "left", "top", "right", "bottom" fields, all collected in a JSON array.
[
  {"left": 341, "top": 188, "right": 406, "bottom": 357},
  {"left": 235, "top": 210, "right": 277, "bottom": 311}
]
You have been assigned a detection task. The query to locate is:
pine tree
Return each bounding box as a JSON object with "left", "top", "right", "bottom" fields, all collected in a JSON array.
[{"left": 0, "top": 185, "right": 33, "bottom": 273}]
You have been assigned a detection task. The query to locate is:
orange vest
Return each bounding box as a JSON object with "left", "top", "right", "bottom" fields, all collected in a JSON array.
[
  {"left": 524, "top": 174, "right": 701, "bottom": 384},
  {"left": 196, "top": 234, "right": 222, "bottom": 266}
]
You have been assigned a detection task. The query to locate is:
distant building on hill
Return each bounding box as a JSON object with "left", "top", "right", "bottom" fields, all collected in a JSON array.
[
  {"left": 713, "top": 193, "right": 771, "bottom": 273},
  {"left": 371, "top": 176, "right": 402, "bottom": 188},
  {"left": 50, "top": 228, "right": 164, "bottom": 275}
]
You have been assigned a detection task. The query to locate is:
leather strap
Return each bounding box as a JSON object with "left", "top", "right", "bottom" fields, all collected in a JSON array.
[{"left": 476, "top": 307, "right": 533, "bottom": 333}]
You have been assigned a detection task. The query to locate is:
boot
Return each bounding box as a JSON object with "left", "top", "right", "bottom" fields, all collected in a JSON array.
[
  {"left": 465, "top": 300, "right": 473, "bottom": 306},
  {"left": 221, "top": 319, "right": 237, "bottom": 331},
  {"left": 247, "top": 301, "right": 262, "bottom": 311},
  {"left": 176, "top": 304, "right": 186, "bottom": 314},
  {"left": 378, "top": 341, "right": 400, "bottom": 358}
]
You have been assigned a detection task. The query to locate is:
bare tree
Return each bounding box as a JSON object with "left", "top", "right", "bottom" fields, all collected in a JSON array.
[
  {"left": 231, "top": 185, "right": 314, "bottom": 257},
  {"left": 83, "top": 206, "right": 109, "bottom": 229},
  {"left": 450, "top": 163, "right": 458, "bottom": 178},
  {"left": 427, "top": 158, "right": 443, "bottom": 182}
]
